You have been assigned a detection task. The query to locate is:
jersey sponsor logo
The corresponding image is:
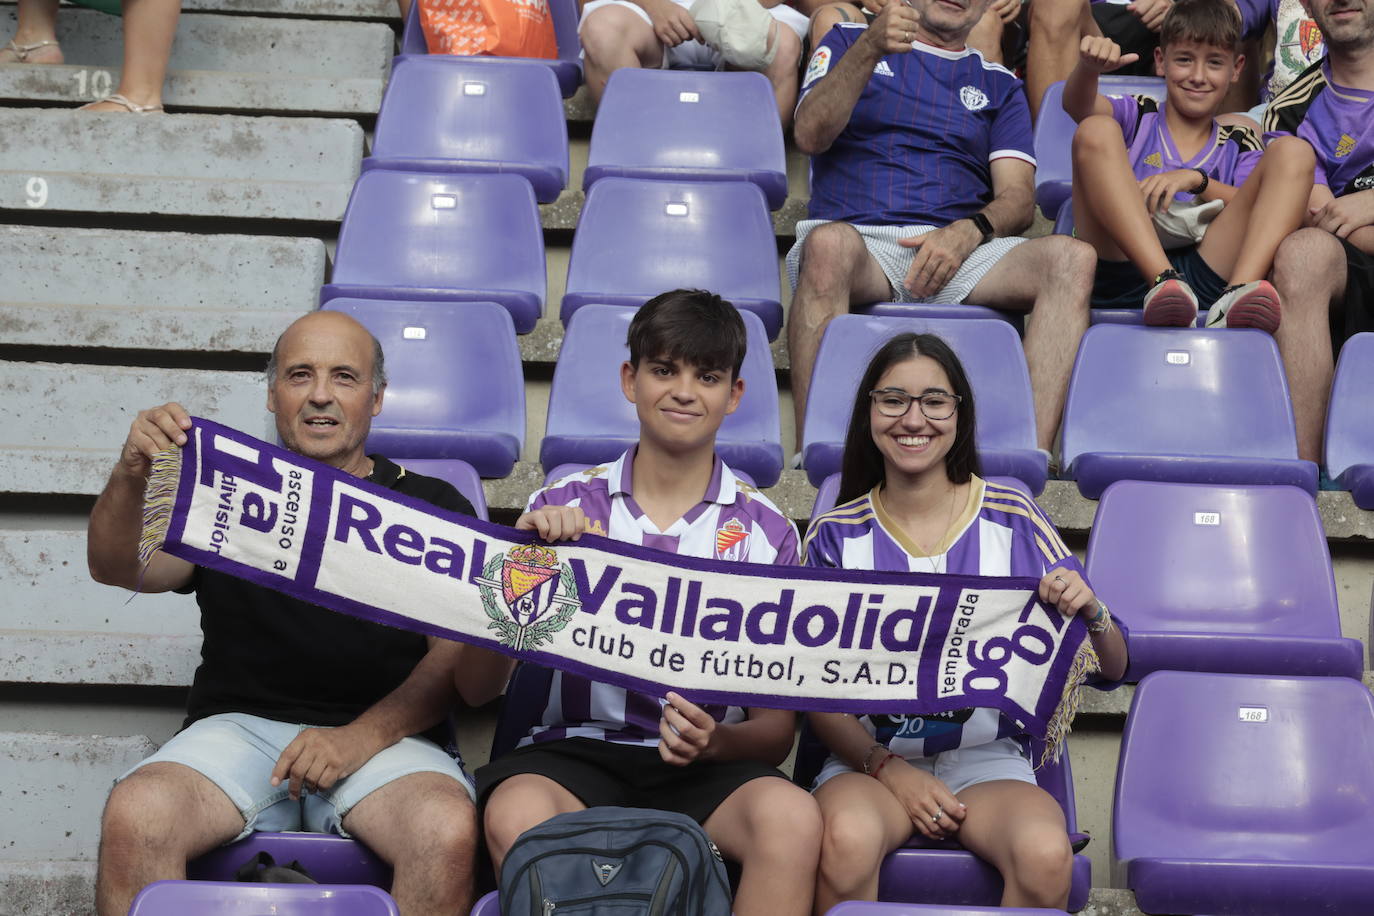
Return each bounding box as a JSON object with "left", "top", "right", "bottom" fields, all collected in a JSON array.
[
  {"left": 871, "top": 708, "right": 976, "bottom": 740},
  {"left": 959, "top": 85, "right": 989, "bottom": 111},
  {"left": 1144, "top": 152, "right": 1164, "bottom": 168},
  {"left": 803, "top": 46, "right": 832, "bottom": 88},
  {"left": 1336, "top": 133, "right": 1356, "bottom": 159},
  {"left": 475, "top": 543, "right": 582, "bottom": 650},
  {"left": 873, "top": 59, "right": 895, "bottom": 77},
  {"left": 715, "top": 518, "right": 750, "bottom": 562}
]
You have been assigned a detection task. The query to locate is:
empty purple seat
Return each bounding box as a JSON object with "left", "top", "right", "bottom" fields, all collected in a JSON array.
[
  {"left": 583, "top": 69, "right": 787, "bottom": 210},
  {"left": 398, "top": 0, "right": 583, "bottom": 98},
  {"left": 1324, "top": 331, "right": 1374, "bottom": 508},
  {"left": 130, "top": 881, "right": 399, "bottom": 914},
  {"left": 1034, "top": 77, "right": 1165, "bottom": 219},
  {"left": 187, "top": 832, "right": 391, "bottom": 886},
  {"left": 858, "top": 302, "right": 1024, "bottom": 334},
  {"left": 561, "top": 178, "right": 783, "bottom": 339},
  {"left": 365, "top": 56, "right": 569, "bottom": 203},
  {"left": 1060, "top": 326, "right": 1318, "bottom": 497},
  {"left": 800, "top": 315, "right": 1047, "bottom": 493},
  {"left": 322, "top": 299, "right": 524, "bottom": 477},
  {"left": 539, "top": 304, "right": 783, "bottom": 486},
  {"left": 1086, "top": 480, "right": 1362, "bottom": 679},
  {"left": 1115, "top": 671, "right": 1374, "bottom": 915},
  {"left": 826, "top": 903, "right": 1068, "bottom": 915},
  {"left": 396, "top": 458, "right": 490, "bottom": 520},
  {"left": 320, "top": 171, "right": 545, "bottom": 333}
]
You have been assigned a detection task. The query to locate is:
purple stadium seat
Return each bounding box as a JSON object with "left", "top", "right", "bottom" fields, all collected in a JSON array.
[
  {"left": 364, "top": 56, "right": 569, "bottom": 203},
  {"left": 187, "top": 832, "right": 392, "bottom": 886},
  {"left": 322, "top": 299, "right": 524, "bottom": 477},
  {"left": 398, "top": 0, "right": 583, "bottom": 98},
  {"left": 800, "top": 315, "right": 1047, "bottom": 493},
  {"left": 1085, "top": 480, "right": 1362, "bottom": 679},
  {"left": 560, "top": 178, "right": 783, "bottom": 339},
  {"left": 396, "top": 458, "right": 489, "bottom": 520},
  {"left": 1060, "top": 326, "right": 1318, "bottom": 498},
  {"left": 470, "top": 890, "right": 501, "bottom": 916},
  {"left": 825, "top": 904, "right": 1068, "bottom": 915},
  {"left": 1115, "top": 671, "right": 1374, "bottom": 915},
  {"left": 539, "top": 305, "right": 782, "bottom": 485},
  {"left": 858, "top": 302, "right": 1025, "bottom": 334},
  {"left": 1034, "top": 77, "right": 1166, "bottom": 219},
  {"left": 1324, "top": 332, "right": 1374, "bottom": 508},
  {"left": 320, "top": 171, "right": 546, "bottom": 334},
  {"left": 130, "top": 881, "right": 399, "bottom": 914},
  {"left": 583, "top": 69, "right": 788, "bottom": 210}
]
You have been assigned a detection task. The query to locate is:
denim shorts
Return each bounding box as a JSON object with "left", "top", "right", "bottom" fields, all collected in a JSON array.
[
  {"left": 120, "top": 712, "right": 475, "bottom": 841},
  {"left": 812, "top": 736, "right": 1036, "bottom": 793}
]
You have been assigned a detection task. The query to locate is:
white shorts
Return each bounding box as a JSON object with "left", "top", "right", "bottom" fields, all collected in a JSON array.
[
  {"left": 580, "top": 0, "right": 807, "bottom": 70},
  {"left": 813, "top": 736, "right": 1036, "bottom": 794},
  {"left": 786, "top": 220, "right": 1027, "bottom": 304},
  {"left": 121, "top": 712, "right": 475, "bottom": 841}
]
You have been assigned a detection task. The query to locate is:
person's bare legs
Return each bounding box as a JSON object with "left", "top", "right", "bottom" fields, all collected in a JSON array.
[
  {"left": 812, "top": 773, "right": 915, "bottom": 915},
  {"left": 1026, "top": 0, "right": 1098, "bottom": 121},
  {"left": 787, "top": 222, "right": 894, "bottom": 448},
  {"left": 483, "top": 773, "right": 588, "bottom": 869},
  {"left": 95, "top": 762, "right": 245, "bottom": 916},
  {"left": 1, "top": 0, "right": 63, "bottom": 63},
  {"left": 343, "top": 772, "right": 479, "bottom": 916},
  {"left": 80, "top": 0, "right": 180, "bottom": 111},
  {"left": 955, "top": 780, "right": 1073, "bottom": 908},
  {"left": 1071, "top": 114, "right": 1171, "bottom": 278},
  {"left": 965, "top": 235, "right": 1095, "bottom": 450},
  {"left": 1271, "top": 227, "right": 1347, "bottom": 463},
  {"left": 1194, "top": 136, "right": 1316, "bottom": 283},
  {"left": 701, "top": 777, "right": 821, "bottom": 916},
  {"left": 580, "top": 5, "right": 664, "bottom": 103}
]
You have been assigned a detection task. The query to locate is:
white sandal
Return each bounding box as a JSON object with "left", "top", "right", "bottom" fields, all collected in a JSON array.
[
  {"left": 2, "top": 38, "right": 61, "bottom": 62},
  {"left": 79, "top": 93, "right": 164, "bottom": 113}
]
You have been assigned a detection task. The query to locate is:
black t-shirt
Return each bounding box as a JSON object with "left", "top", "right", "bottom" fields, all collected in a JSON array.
[{"left": 181, "top": 455, "right": 474, "bottom": 747}]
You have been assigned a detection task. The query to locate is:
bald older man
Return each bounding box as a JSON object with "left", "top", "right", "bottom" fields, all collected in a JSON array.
[{"left": 88, "top": 311, "right": 508, "bottom": 916}]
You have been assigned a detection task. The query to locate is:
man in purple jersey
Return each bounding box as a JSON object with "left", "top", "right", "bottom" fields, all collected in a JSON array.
[
  {"left": 787, "top": 0, "right": 1096, "bottom": 460},
  {"left": 1264, "top": 0, "right": 1374, "bottom": 464}
]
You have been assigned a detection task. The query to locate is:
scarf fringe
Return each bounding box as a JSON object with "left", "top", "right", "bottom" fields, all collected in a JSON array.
[
  {"left": 1038, "top": 635, "right": 1100, "bottom": 767},
  {"left": 138, "top": 446, "right": 182, "bottom": 569}
]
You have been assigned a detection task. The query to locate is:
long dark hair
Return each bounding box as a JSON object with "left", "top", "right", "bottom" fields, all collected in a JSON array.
[{"left": 836, "top": 333, "right": 980, "bottom": 505}]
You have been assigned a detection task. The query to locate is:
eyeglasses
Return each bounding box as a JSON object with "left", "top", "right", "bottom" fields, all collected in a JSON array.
[{"left": 869, "top": 388, "right": 961, "bottom": 420}]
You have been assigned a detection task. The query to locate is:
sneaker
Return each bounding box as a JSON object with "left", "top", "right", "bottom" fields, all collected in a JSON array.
[
  {"left": 1205, "top": 280, "right": 1282, "bottom": 334},
  {"left": 1142, "top": 269, "right": 1200, "bottom": 327}
]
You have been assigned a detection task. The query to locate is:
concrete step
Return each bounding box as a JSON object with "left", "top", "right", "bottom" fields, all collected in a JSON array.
[
  {"left": 0, "top": 10, "right": 392, "bottom": 113},
  {"left": 0, "top": 362, "right": 271, "bottom": 496},
  {"left": 0, "top": 0, "right": 398, "bottom": 19},
  {"left": 0, "top": 225, "right": 322, "bottom": 351},
  {"left": 0, "top": 109, "right": 361, "bottom": 221}
]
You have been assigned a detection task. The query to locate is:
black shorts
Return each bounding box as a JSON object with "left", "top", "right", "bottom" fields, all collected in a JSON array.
[
  {"left": 1090, "top": 244, "right": 1228, "bottom": 310},
  {"left": 475, "top": 737, "right": 787, "bottom": 824},
  {"left": 1334, "top": 237, "right": 1374, "bottom": 351},
  {"left": 1091, "top": 3, "right": 1160, "bottom": 75}
]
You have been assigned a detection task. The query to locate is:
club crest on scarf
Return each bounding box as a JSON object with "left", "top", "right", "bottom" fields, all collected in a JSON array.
[
  {"left": 715, "top": 518, "right": 750, "bottom": 562},
  {"left": 475, "top": 543, "right": 581, "bottom": 651}
]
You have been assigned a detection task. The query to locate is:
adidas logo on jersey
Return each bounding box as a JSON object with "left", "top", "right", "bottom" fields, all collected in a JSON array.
[
  {"left": 873, "top": 60, "right": 895, "bottom": 77},
  {"left": 1336, "top": 134, "right": 1355, "bottom": 159}
]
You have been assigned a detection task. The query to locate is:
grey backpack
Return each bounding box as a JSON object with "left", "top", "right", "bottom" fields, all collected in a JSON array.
[{"left": 499, "top": 807, "right": 732, "bottom": 916}]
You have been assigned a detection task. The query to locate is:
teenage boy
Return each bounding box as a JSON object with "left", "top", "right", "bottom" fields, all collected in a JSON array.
[
  {"left": 478, "top": 290, "right": 822, "bottom": 916},
  {"left": 1065, "top": 0, "right": 1315, "bottom": 329}
]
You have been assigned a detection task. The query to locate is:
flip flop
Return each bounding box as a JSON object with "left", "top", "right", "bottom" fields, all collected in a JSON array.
[
  {"left": 79, "top": 93, "right": 164, "bottom": 113},
  {"left": 1, "top": 38, "right": 61, "bottom": 63}
]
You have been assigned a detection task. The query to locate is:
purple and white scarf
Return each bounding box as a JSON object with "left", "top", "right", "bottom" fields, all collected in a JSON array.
[{"left": 140, "top": 419, "right": 1098, "bottom": 753}]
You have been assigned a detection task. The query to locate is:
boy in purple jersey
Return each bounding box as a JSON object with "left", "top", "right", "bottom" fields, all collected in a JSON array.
[
  {"left": 478, "top": 290, "right": 822, "bottom": 916},
  {"left": 1066, "top": 0, "right": 1315, "bottom": 329},
  {"left": 1264, "top": 0, "right": 1374, "bottom": 464},
  {"left": 788, "top": 0, "right": 1098, "bottom": 464}
]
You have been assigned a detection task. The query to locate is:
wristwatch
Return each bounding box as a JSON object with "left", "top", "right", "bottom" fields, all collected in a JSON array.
[{"left": 966, "top": 212, "right": 995, "bottom": 245}]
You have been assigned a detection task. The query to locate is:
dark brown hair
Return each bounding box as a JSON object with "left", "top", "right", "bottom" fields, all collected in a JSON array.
[
  {"left": 626, "top": 289, "right": 748, "bottom": 378},
  {"left": 1160, "top": 0, "right": 1242, "bottom": 53}
]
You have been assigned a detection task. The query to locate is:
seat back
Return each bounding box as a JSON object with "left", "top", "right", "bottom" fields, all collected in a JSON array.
[
  {"left": 1086, "top": 481, "right": 1360, "bottom": 678},
  {"left": 323, "top": 299, "right": 524, "bottom": 477},
  {"left": 1325, "top": 332, "right": 1374, "bottom": 482},
  {"left": 368, "top": 56, "right": 569, "bottom": 202},
  {"left": 561, "top": 178, "right": 783, "bottom": 338},
  {"left": 395, "top": 458, "right": 489, "bottom": 520},
  {"left": 539, "top": 304, "right": 783, "bottom": 486},
  {"left": 799, "top": 316, "right": 1040, "bottom": 488},
  {"left": 584, "top": 69, "right": 788, "bottom": 209},
  {"left": 129, "top": 881, "right": 400, "bottom": 915},
  {"left": 187, "top": 833, "right": 391, "bottom": 886},
  {"left": 322, "top": 171, "right": 546, "bottom": 333},
  {"left": 1114, "top": 671, "right": 1374, "bottom": 863}
]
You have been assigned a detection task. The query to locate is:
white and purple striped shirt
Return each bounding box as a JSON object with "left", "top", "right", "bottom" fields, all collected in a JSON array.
[
  {"left": 803, "top": 476, "right": 1090, "bottom": 757},
  {"left": 519, "top": 449, "right": 801, "bottom": 747}
]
